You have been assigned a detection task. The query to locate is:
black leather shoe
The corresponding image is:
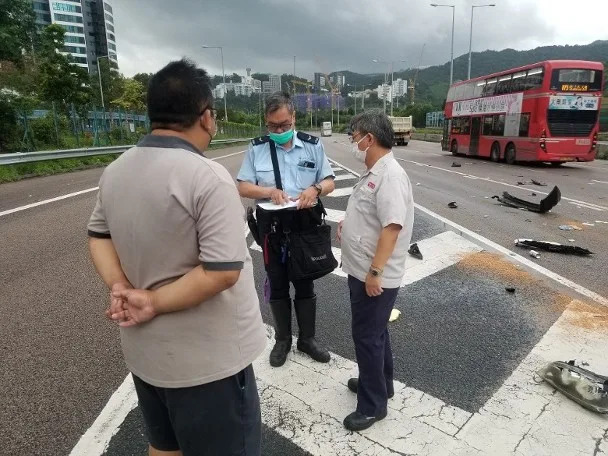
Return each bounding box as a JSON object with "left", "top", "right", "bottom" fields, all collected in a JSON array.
[
  {"left": 343, "top": 410, "right": 387, "bottom": 432},
  {"left": 347, "top": 378, "right": 394, "bottom": 398},
  {"left": 297, "top": 338, "right": 330, "bottom": 363},
  {"left": 269, "top": 339, "right": 291, "bottom": 367}
]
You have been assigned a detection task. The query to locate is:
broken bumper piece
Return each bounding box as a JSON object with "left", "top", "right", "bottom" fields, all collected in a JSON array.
[
  {"left": 515, "top": 239, "right": 593, "bottom": 256},
  {"left": 492, "top": 186, "right": 561, "bottom": 213},
  {"left": 538, "top": 361, "right": 608, "bottom": 414}
]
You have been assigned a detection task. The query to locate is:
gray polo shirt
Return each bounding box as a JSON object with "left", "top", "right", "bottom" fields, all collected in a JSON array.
[
  {"left": 341, "top": 152, "right": 414, "bottom": 288},
  {"left": 87, "top": 135, "right": 266, "bottom": 388}
]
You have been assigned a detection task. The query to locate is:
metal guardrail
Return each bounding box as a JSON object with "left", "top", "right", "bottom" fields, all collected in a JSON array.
[{"left": 0, "top": 139, "right": 252, "bottom": 166}]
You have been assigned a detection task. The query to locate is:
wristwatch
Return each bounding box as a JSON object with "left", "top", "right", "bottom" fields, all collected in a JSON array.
[
  {"left": 313, "top": 183, "right": 322, "bottom": 195},
  {"left": 369, "top": 266, "right": 383, "bottom": 277}
]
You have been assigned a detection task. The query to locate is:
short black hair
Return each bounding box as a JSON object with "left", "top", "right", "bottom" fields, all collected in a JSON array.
[{"left": 148, "top": 58, "right": 213, "bottom": 131}]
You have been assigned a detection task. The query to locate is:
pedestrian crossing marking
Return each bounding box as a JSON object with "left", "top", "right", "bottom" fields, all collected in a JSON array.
[{"left": 328, "top": 187, "right": 354, "bottom": 197}]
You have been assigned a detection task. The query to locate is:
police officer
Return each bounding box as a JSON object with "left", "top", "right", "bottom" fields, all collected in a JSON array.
[{"left": 237, "top": 92, "right": 335, "bottom": 367}]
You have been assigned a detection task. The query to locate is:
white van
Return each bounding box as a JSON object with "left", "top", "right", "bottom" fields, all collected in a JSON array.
[{"left": 321, "top": 121, "right": 332, "bottom": 137}]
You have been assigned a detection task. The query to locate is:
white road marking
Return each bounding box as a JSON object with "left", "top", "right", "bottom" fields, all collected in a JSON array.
[
  {"left": 68, "top": 374, "right": 137, "bottom": 456},
  {"left": 395, "top": 157, "right": 608, "bottom": 212},
  {"left": 0, "top": 187, "right": 100, "bottom": 218},
  {"left": 328, "top": 187, "right": 354, "bottom": 197},
  {"left": 249, "top": 227, "right": 482, "bottom": 286},
  {"left": 592, "top": 179, "right": 608, "bottom": 184},
  {"left": 327, "top": 157, "right": 608, "bottom": 307},
  {"left": 0, "top": 149, "right": 247, "bottom": 218},
  {"left": 333, "top": 173, "right": 358, "bottom": 181},
  {"left": 568, "top": 201, "right": 604, "bottom": 212}
]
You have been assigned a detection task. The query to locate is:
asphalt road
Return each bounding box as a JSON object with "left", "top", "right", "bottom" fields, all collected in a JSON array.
[
  {"left": 1, "top": 138, "right": 606, "bottom": 455},
  {"left": 324, "top": 135, "right": 608, "bottom": 298}
]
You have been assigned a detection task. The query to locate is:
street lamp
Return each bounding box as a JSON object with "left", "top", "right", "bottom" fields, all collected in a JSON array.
[
  {"left": 96, "top": 55, "right": 109, "bottom": 113},
  {"left": 430, "top": 4, "right": 455, "bottom": 86},
  {"left": 202, "top": 45, "right": 228, "bottom": 121},
  {"left": 468, "top": 4, "right": 495, "bottom": 79},
  {"left": 373, "top": 59, "right": 406, "bottom": 116}
]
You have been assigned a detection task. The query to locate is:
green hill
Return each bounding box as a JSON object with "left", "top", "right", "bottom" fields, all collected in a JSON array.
[{"left": 332, "top": 40, "right": 608, "bottom": 107}]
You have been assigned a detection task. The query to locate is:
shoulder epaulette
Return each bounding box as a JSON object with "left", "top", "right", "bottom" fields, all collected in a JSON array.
[
  {"left": 251, "top": 135, "right": 270, "bottom": 146},
  {"left": 296, "top": 132, "right": 320, "bottom": 145}
]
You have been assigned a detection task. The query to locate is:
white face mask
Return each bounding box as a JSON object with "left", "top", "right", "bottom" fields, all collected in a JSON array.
[{"left": 350, "top": 135, "right": 369, "bottom": 163}]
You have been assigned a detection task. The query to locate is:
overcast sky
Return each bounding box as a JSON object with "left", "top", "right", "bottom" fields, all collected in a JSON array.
[{"left": 112, "top": 0, "right": 607, "bottom": 79}]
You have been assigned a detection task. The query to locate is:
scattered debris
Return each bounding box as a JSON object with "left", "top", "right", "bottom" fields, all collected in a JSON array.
[
  {"left": 529, "top": 250, "right": 541, "bottom": 259},
  {"left": 515, "top": 239, "right": 593, "bottom": 256},
  {"left": 448, "top": 201, "right": 458, "bottom": 208},
  {"left": 560, "top": 224, "right": 582, "bottom": 231},
  {"left": 416, "top": 182, "right": 421, "bottom": 186},
  {"left": 517, "top": 181, "right": 525, "bottom": 185},
  {"left": 531, "top": 179, "right": 547, "bottom": 186},
  {"left": 569, "top": 239, "right": 576, "bottom": 242},
  {"left": 492, "top": 186, "right": 561, "bottom": 213},
  {"left": 408, "top": 243, "right": 423, "bottom": 260},
  {"left": 484, "top": 196, "right": 489, "bottom": 199},
  {"left": 537, "top": 361, "right": 608, "bottom": 414},
  {"left": 505, "top": 287, "right": 516, "bottom": 293},
  {"left": 525, "top": 219, "right": 532, "bottom": 222},
  {"left": 389, "top": 309, "right": 401, "bottom": 322},
  {"left": 451, "top": 162, "right": 462, "bottom": 167},
  {"left": 483, "top": 214, "right": 489, "bottom": 218},
  {"left": 531, "top": 192, "right": 537, "bottom": 196}
]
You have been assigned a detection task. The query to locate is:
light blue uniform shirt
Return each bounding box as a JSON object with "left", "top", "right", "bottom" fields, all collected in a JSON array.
[{"left": 237, "top": 131, "right": 335, "bottom": 200}]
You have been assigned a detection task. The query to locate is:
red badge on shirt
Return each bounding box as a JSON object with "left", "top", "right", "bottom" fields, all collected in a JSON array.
[{"left": 367, "top": 181, "right": 376, "bottom": 190}]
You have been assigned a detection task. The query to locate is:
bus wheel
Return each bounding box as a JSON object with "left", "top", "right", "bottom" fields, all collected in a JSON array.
[
  {"left": 451, "top": 140, "right": 459, "bottom": 156},
  {"left": 550, "top": 162, "right": 563, "bottom": 167},
  {"left": 490, "top": 143, "right": 501, "bottom": 162},
  {"left": 505, "top": 144, "right": 517, "bottom": 165}
]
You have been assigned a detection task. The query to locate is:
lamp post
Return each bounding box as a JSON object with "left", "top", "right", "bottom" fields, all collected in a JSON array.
[
  {"left": 468, "top": 4, "right": 495, "bottom": 79},
  {"left": 96, "top": 55, "right": 109, "bottom": 113},
  {"left": 430, "top": 3, "right": 455, "bottom": 86},
  {"left": 202, "top": 45, "right": 228, "bottom": 121}
]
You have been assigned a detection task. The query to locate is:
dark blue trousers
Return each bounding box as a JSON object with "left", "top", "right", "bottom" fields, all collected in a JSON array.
[{"left": 348, "top": 275, "right": 399, "bottom": 417}]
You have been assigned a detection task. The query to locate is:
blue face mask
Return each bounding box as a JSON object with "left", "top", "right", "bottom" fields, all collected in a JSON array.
[{"left": 269, "top": 129, "right": 294, "bottom": 145}]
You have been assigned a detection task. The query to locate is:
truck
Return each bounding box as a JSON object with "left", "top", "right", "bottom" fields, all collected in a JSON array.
[
  {"left": 321, "top": 121, "right": 332, "bottom": 137},
  {"left": 388, "top": 116, "right": 412, "bottom": 146}
]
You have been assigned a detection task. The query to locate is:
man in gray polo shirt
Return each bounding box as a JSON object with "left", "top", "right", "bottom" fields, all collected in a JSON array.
[
  {"left": 87, "top": 59, "right": 266, "bottom": 456},
  {"left": 337, "top": 110, "right": 414, "bottom": 432}
]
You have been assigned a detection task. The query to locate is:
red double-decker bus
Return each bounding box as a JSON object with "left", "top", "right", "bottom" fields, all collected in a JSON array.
[{"left": 442, "top": 60, "right": 603, "bottom": 165}]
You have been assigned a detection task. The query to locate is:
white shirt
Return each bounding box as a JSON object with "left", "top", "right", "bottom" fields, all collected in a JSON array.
[{"left": 341, "top": 152, "right": 414, "bottom": 288}]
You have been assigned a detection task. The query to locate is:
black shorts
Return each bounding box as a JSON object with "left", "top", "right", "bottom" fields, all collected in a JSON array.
[{"left": 132, "top": 364, "right": 261, "bottom": 456}]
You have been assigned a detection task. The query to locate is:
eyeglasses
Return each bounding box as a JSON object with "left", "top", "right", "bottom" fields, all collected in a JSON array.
[
  {"left": 349, "top": 132, "right": 362, "bottom": 143},
  {"left": 266, "top": 122, "right": 293, "bottom": 133}
]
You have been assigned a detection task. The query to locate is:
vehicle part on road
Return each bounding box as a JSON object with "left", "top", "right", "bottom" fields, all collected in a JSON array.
[
  {"left": 515, "top": 239, "right": 593, "bottom": 256},
  {"left": 531, "top": 193, "right": 537, "bottom": 196},
  {"left": 451, "top": 162, "right": 462, "bottom": 167},
  {"left": 448, "top": 202, "right": 458, "bottom": 209},
  {"left": 529, "top": 250, "right": 541, "bottom": 259},
  {"left": 505, "top": 287, "right": 516, "bottom": 293},
  {"left": 492, "top": 186, "right": 561, "bottom": 213},
  {"left": 559, "top": 224, "right": 582, "bottom": 231},
  {"left": 531, "top": 179, "right": 547, "bottom": 186},
  {"left": 408, "top": 243, "right": 423, "bottom": 260},
  {"left": 389, "top": 309, "right": 401, "bottom": 322},
  {"left": 517, "top": 181, "right": 526, "bottom": 185},
  {"left": 537, "top": 361, "right": 608, "bottom": 414}
]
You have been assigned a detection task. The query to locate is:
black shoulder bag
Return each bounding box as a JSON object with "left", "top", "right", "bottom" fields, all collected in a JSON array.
[{"left": 268, "top": 140, "right": 338, "bottom": 281}]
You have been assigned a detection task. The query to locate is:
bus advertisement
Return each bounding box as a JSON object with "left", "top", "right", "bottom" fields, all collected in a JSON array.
[{"left": 442, "top": 60, "right": 604, "bottom": 165}]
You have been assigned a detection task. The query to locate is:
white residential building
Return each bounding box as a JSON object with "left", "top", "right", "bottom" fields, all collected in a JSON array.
[{"left": 393, "top": 78, "right": 408, "bottom": 97}]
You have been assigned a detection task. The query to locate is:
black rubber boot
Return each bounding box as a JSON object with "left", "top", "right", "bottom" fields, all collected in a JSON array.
[
  {"left": 294, "top": 296, "right": 330, "bottom": 363},
  {"left": 269, "top": 298, "right": 292, "bottom": 367}
]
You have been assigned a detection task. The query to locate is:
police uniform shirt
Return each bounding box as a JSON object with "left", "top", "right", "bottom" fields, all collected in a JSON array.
[
  {"left": 237, "top": 131, "right": 335, "bottom": 200},
  {"left": 340, "top": 152, "right": 414, "bottom": 288}
]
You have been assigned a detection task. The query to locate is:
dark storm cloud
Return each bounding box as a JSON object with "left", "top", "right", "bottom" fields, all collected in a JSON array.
[{"left": 112, "top": 0, "right": 557, "bottom": 77}]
